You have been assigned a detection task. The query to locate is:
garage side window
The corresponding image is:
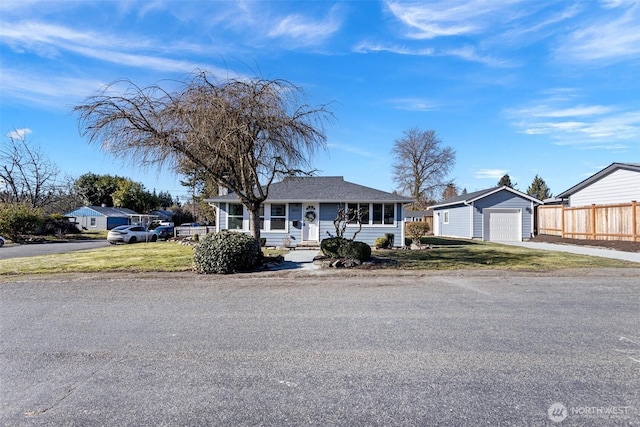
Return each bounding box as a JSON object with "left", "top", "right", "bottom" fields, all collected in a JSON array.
[
  {"left": 90, "top": 217, "right": 96, "bottom": 227},
  {"left": 443, "top": 211, "right": 449, "bottom": 224}
]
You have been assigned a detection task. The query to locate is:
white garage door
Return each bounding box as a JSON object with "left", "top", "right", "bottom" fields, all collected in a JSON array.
[{"left": 485, "top": 209, "right": 521, "bottom": 241}]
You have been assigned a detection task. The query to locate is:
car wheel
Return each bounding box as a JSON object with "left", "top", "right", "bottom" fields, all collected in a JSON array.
[
  {"left": 129, "top": 236, "right": 137, "bottom": 243},
  {"left": 0, "top": 240, "right": 4, "bottom": 248},
  {"left": 150, "top": 234, "right": 158, "bottom": 242}
]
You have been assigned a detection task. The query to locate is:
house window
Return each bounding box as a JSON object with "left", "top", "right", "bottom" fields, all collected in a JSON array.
[
  {"left": 270, "top": 204, "right": 286, "bottom": 230},
  {"left": 228, "top": 204, "right": 244, "bottom": 230},
  {"left": 347, "top": 203, "right": 370, "bottom": 224},
  {"left": 372, "top": 203, "right": 395, "bottom": 225},
  {"left": 90, "top": 217, "right": 96, "bottom": 227},
  {"left": 443, "top": 211, "right": 449, "bottom": 224}
]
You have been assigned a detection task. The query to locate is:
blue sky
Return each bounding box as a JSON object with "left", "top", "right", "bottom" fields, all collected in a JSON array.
[{"left": 1, "top": 0, "right": 639, "bottom": 204}]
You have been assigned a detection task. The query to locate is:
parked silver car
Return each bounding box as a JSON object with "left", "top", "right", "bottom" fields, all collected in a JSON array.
[{"left": 107, "top": 225, "right": 158, "bottom": 244}]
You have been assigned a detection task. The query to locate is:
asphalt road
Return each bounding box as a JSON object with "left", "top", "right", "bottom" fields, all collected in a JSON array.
[
  {"left": 1, "top": 271, "right": 638, "bottom": 426},
  {"left": 0, "top": 240, "right": 110, "bottom": 261}
]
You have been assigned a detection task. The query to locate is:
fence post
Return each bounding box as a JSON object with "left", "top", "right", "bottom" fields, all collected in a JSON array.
[
  {"left": 633, "top": 201, "right": 638, "bottom": 242},
  {"left": 590, "top": 204, "right": 596, "bottom": 240},
  {"left": 561, "top": 204, "right": 565, "bottom": 238}
]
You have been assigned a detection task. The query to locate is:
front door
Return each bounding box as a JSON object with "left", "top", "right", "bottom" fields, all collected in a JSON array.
[{"left": 302, "top": 204, "right": 319, "bottom": 242}]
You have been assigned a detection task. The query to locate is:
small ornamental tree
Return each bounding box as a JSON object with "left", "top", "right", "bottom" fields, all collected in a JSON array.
[
  {"left": 405, "top": 221, "right": 430, "bottom": 245},
  {"left": 333, "top": 206, "right": 364, "bottom": 240}
]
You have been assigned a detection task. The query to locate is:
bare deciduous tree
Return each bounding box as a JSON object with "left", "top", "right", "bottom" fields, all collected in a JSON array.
[
  {"left": 333, "top": 206, "right": 364, "bottom": 240},
  {"left": 74, "top": 71, "right": 332, "bottom": 241},
  {"left": 0, "top": 131, "right": 61, "bottom": 209},
  {"left": 391, "top": 128, "right": 455, "bottom": 209}
]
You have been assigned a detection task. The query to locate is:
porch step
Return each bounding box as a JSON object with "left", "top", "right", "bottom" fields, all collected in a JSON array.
[{"left": 294, "top": 241, "right": 321, "bottom": 250}]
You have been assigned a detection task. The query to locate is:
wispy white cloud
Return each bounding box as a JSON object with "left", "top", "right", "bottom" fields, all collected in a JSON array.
[
  {"left": 267, "top": 5, "right": 344, "bottom": 47},
  {"left": 556, "top": 1, "right": 640, "bottom": 62},
  {"left": 1, "top": 67, "right": 106, "bottom": 107},
  {"left": 388, "top": 98, "right": 439, "bottom": 112},
  {"left": 5, "top": 128, "right": 32, "bottom": 140},
  {"left": 475, "top": 169, "right": 508, "bottom": 179},
  {"left": 327, "top": 142, "right": 377, "bottom": 158},
  {"left": 385, "top": 0, "right": 505, "bottom": 39},
  {"left": 508, "top": 93, "right": 640, "bottom": 149},
  {"left": 353, "top": 41, "right": 434, "bottom": 56},
  {"left": 0, "top": 21, "right": 213, "bottom": 72}
]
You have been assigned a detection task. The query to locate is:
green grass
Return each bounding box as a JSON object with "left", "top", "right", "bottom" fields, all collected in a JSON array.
[
  {"left": 378, "top": 238, "right": 635, "bottom": 270},
  {"left": 0, "top": 237, "right": 635, "bottom": 276},
  {"left": 0, "top": 242, "right": 195, "bottom": 275}
]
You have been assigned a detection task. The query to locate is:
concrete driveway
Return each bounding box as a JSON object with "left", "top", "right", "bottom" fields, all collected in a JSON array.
[
  {"left": 1, "top": 270, "right": 638, "bottom": 426},
  {"left": 498, "top": 241, "right": 640, "bottom": 263}
]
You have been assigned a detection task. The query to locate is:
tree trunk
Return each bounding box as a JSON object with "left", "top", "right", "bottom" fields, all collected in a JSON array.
[{"left": 247, "top": 204, "right": 262, "bottom": 242}]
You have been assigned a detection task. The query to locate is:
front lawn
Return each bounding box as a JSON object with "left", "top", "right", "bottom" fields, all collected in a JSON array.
[
  {"left": 377, "top": 237, "right": 635, "bottom": 270},
  {"left": 0, "top": 237, "right": 635, "bottom": 276}
]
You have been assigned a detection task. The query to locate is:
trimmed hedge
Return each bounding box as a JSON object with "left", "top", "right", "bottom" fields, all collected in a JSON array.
[
  {"left": 193, "top": 230, "right": 261, "bottom": 274},
  {"left": 320, "top": 237, "right": 371, "bottom": 262}
]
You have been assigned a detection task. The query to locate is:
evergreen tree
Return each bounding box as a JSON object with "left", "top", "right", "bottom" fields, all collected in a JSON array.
[
  {"left": 527, "top": 175, "right": 552, "bottom": 200},
  {"left": 498, "top": 174, "right": 514, "bottom": 188},
  {"left": 441, "top": 183, "right": 458, "bottom": 200}
]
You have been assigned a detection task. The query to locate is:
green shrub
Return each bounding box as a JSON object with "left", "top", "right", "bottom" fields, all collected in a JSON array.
[
  {"left": 38, "top": 214, "right": 80, "bottom": 236},
  {"left": 193, "top": 230, "right": 261, "bottom": 274},
  {"left": 339, "top": 240, "right": 371, "bottom": 262},
  {"left": 0, "top": 203, "right": 44, "bottom": 242},
  {"left": 405, "top": 221, "right": 430, "bottom": 243},
  {"left": 320, "top": 237, "right": 348, "bottom": 258},
  {"left": 374, "top": 236, "right": 389, "bottom": 249},
  {"left": 321, "top": 237, "right": 371, "bottom": 261}
]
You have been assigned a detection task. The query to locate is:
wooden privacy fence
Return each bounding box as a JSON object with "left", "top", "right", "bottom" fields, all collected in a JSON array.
[{"left": 537, "top": 201, "right": 639, "bottom": 241}]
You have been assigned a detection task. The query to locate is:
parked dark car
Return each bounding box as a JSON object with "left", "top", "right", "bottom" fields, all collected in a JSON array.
[
  {"left": 152, "top": 225, "right": 174, "bottom": 240},
  {"left": 0, "top": 236, "right": 5, "bottom": 247}
]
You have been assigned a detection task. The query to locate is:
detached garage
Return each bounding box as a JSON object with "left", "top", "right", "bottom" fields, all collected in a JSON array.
[{"left": 429, "top": 187, "right": 542, "bottom": 242}]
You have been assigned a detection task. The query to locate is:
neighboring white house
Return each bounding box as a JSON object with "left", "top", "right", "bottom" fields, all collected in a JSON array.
[
  {"left": 556, "top": 162, "right": 640, "bottom": 207},
  {"left": 205, "top": 176, "right": 413, "bottom": 247}
]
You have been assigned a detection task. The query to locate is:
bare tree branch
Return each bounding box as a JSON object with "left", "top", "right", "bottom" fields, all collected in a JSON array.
[
  {"left": 0, "top": 131, "right": 61, "bottom": 209},
  {"left": 391, "top": 128, "right": 455, "bottom": 208},
  {"left": 74, "top": 70, "right": 333, "bottom": 240}
]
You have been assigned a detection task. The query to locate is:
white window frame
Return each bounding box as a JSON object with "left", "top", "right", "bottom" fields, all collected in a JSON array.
[
  {"left": 443, "top": 211, "right": 450, "bottom": 224},
  {"left": 229, "top": 203, "right": 288, "bottom": 232},
  {"left": 345, "top": 202, "right": 396, "bottom": 227},
  {"left": 227, "top": 203, "right": 244, "bottom": 230},
  {"left": 90, "top": 217, "right": 97, "bottom": 227}
]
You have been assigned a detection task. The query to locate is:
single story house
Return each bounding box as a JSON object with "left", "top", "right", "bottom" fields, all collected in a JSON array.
[
  {"left": 429, "top": 186, "right": 542, "bottom": 241},
  {"left": 65, "top": 206, "right": 154, "bottom": 231},
  {"left": 205, "top": 176, "right": 413, "bottom": 247},
  {"left": 556, "top": 162, "right": 640, "bottom": 207}
]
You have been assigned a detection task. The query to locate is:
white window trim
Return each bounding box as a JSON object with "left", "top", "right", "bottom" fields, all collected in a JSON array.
[
  {"left": 345, "top": 202, "right": 397, "bottom": 227},
  {"left": 443, "top": 211, "right": 450, "bottom": 224},
  {"left": 228, "top": 203, "right": 289, "bottom": 233}
]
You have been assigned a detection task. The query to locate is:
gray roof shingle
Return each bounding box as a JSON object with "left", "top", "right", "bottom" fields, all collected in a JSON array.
[{"left": 206, "top": 176, "right": 413, "bottom": 203}]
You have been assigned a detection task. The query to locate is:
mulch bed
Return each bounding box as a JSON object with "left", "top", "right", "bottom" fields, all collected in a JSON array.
[{"left": 531, "top": 234, "right": 640, "bottom": 253}]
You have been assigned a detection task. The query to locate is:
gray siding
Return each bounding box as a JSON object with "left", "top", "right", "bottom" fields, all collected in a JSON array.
[
  {"left": 214, "top": 201, "right": 404, "bottom": 247},
  {"left": 473, "top": 191, "right": 534, "bottom": 239},
  {"left": 319, "top": 203, "right": 404, "bottom": 246},
  {"left": 436, "top": 204, "right": 472, "bottom": 238}
]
